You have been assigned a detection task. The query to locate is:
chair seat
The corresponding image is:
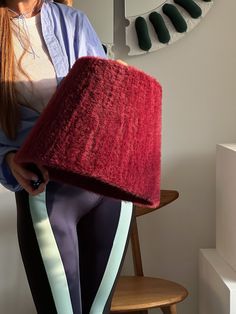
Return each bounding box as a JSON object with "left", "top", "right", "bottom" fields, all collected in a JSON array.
[
  {"left": 135, "top": 190, "right": 179, "bottom": 217},
  {"left": 111, "top": 276, "right": 188, "bottom": 312}
]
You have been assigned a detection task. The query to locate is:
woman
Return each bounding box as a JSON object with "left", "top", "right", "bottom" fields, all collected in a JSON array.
[{"left": 0, "top": 1, "right": 133, "bottom": 313}]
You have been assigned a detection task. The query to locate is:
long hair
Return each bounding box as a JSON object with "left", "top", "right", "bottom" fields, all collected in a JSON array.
[{"left": 0, "top": 0, "right": 72, "bottom": 140}]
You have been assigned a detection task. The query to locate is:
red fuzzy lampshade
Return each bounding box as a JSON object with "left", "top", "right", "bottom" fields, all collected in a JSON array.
[{"left": 15, "top": 57, "right": 162, "bottom": 208}]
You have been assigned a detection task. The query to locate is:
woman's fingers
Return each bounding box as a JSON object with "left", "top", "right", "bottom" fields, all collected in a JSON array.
[
  {"left": 31, "top": 182, "right": 47, "bottom": 195},
  {"left": 7, "top": 152, "right": 37, "bottom": 181},
  {"left": 37, "top": 164, "right": 49, "bottom": 183},
  {"left": 13, "top": 173, "right": 33, "bottom": 194},
  {"left": 12, "top": 169, "right": 46, "bottom": 195},
  {"left": 14, "top": 164, "right": 48, "bottom": 195},
  {"left": 6, "top": 152, "right": 48, "bottom": 195},
  {"left": 116, "top": 59, "right": 128, "bottom": 66},
  {"left": 15, "top": 165, "right": 39, "bottom": 181}
]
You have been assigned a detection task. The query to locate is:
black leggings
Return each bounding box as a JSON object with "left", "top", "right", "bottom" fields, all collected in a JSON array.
[{"left": 15, "top": 181, "right": 133, "bottom": 314}]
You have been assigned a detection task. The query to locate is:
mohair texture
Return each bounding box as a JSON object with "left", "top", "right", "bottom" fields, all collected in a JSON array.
[{"left": 15, "top": 56, "right": 162, "bottom": 208}]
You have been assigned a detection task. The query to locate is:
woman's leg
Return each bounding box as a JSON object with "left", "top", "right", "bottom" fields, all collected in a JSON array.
[
  {"left": 43, "top": 182, "right": 104, "bottom": 314},
  {"left": 77, "top": 197, "right": 133, "bottom": 314},
  {"left": 15, "top": 189, "right": 57, "bottom": 314},
  {"left": 15, "top": 181, "right": 133, "bottom": 314},
  {"left": 15, "top": 181, "right": 102, "bottom": 314}
]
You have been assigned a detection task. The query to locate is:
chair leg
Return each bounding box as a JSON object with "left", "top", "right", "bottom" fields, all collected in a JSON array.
[{"left": 161, "top": 304, "right": 177, "bottom": 314}]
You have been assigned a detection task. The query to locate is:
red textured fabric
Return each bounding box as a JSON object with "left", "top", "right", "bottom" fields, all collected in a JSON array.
[{"left": 15, "top": 56, "right": 162, "bottom": 208}]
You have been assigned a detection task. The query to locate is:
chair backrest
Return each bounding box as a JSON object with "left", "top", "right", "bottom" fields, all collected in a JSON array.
[{"left": 130, "top": 190, "right": 179, "bottom": 276}]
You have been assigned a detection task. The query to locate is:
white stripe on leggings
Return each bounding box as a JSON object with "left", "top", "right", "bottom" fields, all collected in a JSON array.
[
  {"left": 29, "top": 192, "right": 74, "bottom": 314},
  {"left": 89, "top": 201, "right": 133, "bottom": 314}
]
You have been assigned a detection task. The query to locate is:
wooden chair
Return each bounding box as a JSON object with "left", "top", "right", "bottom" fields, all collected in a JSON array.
[{"left": 110, "top": 190, "right": 188, "bottom": 314}]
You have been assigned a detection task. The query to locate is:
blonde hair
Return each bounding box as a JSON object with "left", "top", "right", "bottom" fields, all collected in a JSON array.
[{"left": 0, "top": 0, "right": 72, "bottom": 140}]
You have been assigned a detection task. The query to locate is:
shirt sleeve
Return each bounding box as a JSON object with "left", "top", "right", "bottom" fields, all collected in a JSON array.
[
  {"left": 0, "top": 106, "right": 39, "bottom": 192},
  {"left": 0, "top": 144, "right": 21, "bottom": 192},
  {"left": 77, "top": 13, "right": 107, "bottom": 59}
]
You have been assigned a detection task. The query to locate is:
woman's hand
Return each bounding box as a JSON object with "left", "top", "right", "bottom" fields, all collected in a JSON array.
[
  {"left": 116, "top": 59, "right": 128, "bottom": 66},
  {"left": 5, "top": 152, "right": 49, "bottom": 195}
]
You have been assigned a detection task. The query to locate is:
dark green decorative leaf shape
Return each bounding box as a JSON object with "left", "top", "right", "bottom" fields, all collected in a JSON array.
[
  {"left": 149, "top": 12, "right": 171, "bottom": 44},
  {"left": 162, "top": 3, "right": 188, "bottom": 33},
  {"left": 174, "top": 0, "right": 202, "bottom": 19},
  {"left": 135, "top": 17, "right": 152, "bottom": 51}
]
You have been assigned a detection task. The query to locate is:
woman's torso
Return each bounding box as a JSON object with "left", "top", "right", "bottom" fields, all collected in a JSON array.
[{"left": 12, "top": 12, "right": 57, "bottom": 113}]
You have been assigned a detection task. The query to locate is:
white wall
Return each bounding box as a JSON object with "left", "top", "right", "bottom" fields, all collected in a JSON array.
[
  {"left": 0, "top": 187, "right": 36, "bottom": 313},
  {"left": 115, "top": 0, "right": 236, "bottom": 313}
]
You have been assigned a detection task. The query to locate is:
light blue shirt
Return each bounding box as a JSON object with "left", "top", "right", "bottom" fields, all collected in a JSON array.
[{"left": 0, "top": 0, "right": 106, "bottom": 192}]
